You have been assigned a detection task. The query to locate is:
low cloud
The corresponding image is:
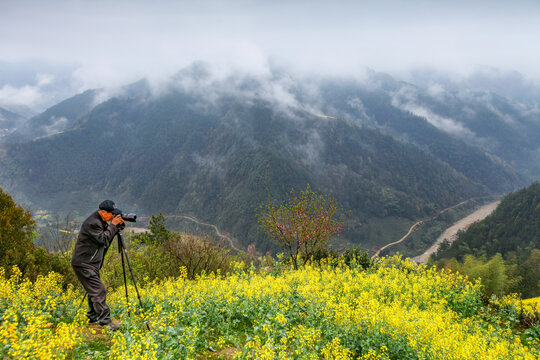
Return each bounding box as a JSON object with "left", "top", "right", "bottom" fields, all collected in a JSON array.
[
  {"left": 294, "top": 129, "right": 324, "bottom": 166},
  {"left": 3, "top": 0, "right": 540, "bottom": 98},
  {"left": 391, "top": 85, "right": 476, "bottom": 138},
  {"left": 41, "top": 116, "right": 69, "bottom": 137},
  {"left": 426, "top": 83, "right": 447, "bottom": 100},
  {"left": 155, "top": 62, "right": 316, "bottom": 121},
  {"left": 0, "top": 72, "right": 70, "bottom": 115},
  {"left": 346, "top": 97, "right": 372, "bottom": 124},
  {"left": 0, "top": 83, "right": 43, "bottom": 107}
]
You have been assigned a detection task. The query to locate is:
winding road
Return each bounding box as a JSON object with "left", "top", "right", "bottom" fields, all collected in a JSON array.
[
  {"left": 132, "top": 214, "right": 243, "bottom": 252},
  {"left": 372, "top": 199, "right": 500, "bottom": 261},
  {"left": 179, "top": 215, "right": 243, "bottom": 252},
  {"left": 372, "top": 220, "right": 424, "bottom": 258}
]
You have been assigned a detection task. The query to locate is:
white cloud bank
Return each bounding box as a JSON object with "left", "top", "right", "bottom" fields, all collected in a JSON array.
[
  {"left": 0, "top": 73, "right": 56, "bottom": 109},
  {"left": 391, "top": 85, "right": 476, "bottom": 138},
  {"left": 2, "top": 0, "right": 540, "bottom": 94}
]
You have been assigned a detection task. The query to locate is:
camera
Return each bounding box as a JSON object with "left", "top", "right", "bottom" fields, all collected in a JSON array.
[{"left": 121, "top": 213, "right": 137, "bottom": 222}]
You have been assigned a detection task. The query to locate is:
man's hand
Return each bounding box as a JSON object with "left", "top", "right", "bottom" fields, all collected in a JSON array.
[{"left": 112, "top": 215, "right": 124, "bottom": 226}]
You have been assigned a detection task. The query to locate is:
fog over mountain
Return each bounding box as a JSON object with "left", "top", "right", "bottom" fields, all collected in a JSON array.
[
  {"left": 2, "top": 1, "right": 540, "bottom": 252},
  {"left": 2, "top": 0, "right": 540, "bottom": 113},
  {"left": 1, "top": 62, "right": 537, "bottom": 251}
]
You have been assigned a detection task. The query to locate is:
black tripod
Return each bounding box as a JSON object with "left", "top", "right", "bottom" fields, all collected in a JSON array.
[{"left": 116, "top": 230, "right": 151, "bottom": 331}]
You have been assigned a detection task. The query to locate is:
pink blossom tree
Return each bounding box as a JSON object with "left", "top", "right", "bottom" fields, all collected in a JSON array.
[{"left": 257, "top": 185, "right": 348, "bottom": 269}]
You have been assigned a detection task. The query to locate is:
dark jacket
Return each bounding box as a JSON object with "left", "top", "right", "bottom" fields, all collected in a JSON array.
[{"left": 71, "top": 211, "right": 118, "bottom": 269}]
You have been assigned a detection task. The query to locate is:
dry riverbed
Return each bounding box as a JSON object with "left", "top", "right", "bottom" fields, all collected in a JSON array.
[{"left": 412, "top": 200, "right": 500, "bottom": 263}]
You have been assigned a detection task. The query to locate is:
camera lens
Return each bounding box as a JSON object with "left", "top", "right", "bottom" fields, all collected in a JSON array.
[{"left": 121, "top": 213, "right": 137, "bottom": 222}]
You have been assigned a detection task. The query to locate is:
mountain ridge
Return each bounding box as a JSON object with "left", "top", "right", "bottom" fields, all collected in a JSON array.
[{"left": 0, "top": 67, "right": 534, "bottom": 251}]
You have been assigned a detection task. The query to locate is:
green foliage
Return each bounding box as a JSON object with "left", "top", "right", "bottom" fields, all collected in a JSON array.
[
  {"left": 461, "top": 254, "right": 519, "bottom": 297},
  {"left": 133, "top": 214, "right": 172, "bottom": 245},
  {"left": 258, "top": 185, "right": 347, "bottom": 269},
  {"left": 0, "top": 186, "right": 76, "bottom": 284},
  {"left": 148, "top": 214, "right": 170, "bottom": 242},
  {"left": 343, "top": 246, "right": 374, "bottom": 270},
  {"left": 101, "top": 221, "right": 232, "bottom": 288},
  {"left": 435, "top": 182, "right": 540, "bottom": 298},
  {"left": 0, "top": 186, "right": 36, "bottom": 275},
  {"left": 515, "top": 249, "right": 540, "bottom": 298},
  {"left": 434, "top": 253, "right": 520, "bottom": 297}
]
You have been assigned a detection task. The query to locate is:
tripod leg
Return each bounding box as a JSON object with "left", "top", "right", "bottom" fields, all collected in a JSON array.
[
  {"left": 122, "top": 248, "right": 145, "bottom": 311},
  {"left": 120, "top": 249, "right": 130, "bottom": 316},
  {"left": 117, "top": 232, "right": 151, "bottom": 331},
  {"left": 77, "top": 292, "right": 88, "bottom": 312}
]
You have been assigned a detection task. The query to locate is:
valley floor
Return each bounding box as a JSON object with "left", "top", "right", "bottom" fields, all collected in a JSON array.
[{"left": 412, "top": 200, "right": 501, "bottom": 263}]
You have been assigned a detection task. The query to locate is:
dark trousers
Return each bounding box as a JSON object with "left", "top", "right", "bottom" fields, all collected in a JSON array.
[{"left": 72, "top": 265, "right": 112, "bottom": 325}]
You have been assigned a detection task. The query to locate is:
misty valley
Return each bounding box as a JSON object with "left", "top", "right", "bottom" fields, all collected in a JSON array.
[{"left": 2, "top": 63, "right": 540, "bottom": 359}]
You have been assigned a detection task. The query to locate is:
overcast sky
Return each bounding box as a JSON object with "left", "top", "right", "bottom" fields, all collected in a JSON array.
[{"left": 2, "top": 0, "right": 540, "bottom": 91}]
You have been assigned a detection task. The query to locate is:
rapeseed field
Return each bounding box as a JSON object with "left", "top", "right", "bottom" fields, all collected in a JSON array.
[{"left": 1, "top": 257, "right": 538, "bottom": 359}]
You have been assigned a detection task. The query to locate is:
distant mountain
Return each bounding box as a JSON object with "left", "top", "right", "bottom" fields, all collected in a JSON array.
[
  {"left": 0, "top": 107, "right": 24, "bottom": 138},
  {"left": 384, "top": 80, "right": 540, "bottom": 178},
  {"left": 0, "top": 66, "right": 532, "bottom": 251},
  {"left": 4, "top": 89, "right": 99, "bottom": 143},
  {"left": 2, "top": 79, "right": 153, "bottom": 144},
  {"left": 407, "top": 67, "right": 540, "bottom": 105},
  {"left": 315, "top": 77, "right": 526, "bottom": 191},
  {"left": 0, "top": 60, "right": 81, "bottom": 117}
]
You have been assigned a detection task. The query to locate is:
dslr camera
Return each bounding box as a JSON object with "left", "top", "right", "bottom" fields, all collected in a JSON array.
[{"left": 121, "top": 213, "right": 137, "bottom": 222}]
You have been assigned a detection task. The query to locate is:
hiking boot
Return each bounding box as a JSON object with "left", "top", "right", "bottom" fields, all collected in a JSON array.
[{"left": 99, "top": 320, "right": 120, "bottom": 331}]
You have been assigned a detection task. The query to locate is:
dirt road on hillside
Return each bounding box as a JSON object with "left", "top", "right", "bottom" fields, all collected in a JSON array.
[
  {"left": 412, "top": 200, "right": 500, "bottom": 263},
  {"left": 133, "top": 214, "right": 243, "bottom": 252},
  {"left": 372, "top": 220, "right": 425, "bottom": 258},
  {"left": 180, "top": 215, "right": 243, "bottom": 252}
]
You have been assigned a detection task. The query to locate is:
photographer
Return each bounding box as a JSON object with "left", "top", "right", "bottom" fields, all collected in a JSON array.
[{"left": 71, "top": 200, "right": 124, "bottom": 330}]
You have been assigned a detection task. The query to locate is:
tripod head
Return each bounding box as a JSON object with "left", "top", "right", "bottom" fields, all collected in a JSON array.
[{"left": 117, "top": 230, "right": 127, "bottom": 252}]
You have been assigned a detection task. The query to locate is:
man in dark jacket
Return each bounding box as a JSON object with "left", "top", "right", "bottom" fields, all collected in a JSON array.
[{"left": 72, "top": 200, "right": 124, "bottom": 330}]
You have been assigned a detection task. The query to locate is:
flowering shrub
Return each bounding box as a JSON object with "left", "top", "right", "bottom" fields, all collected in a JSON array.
[
  {"left": 258, "top": 186, "right": 347, "bottom": 269},
  {"left": 1, "top": 257, "right": 538, "bottom": 359}
]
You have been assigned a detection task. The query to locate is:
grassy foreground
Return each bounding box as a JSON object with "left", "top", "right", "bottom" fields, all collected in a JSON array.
[{"left": 1, "top": 257, "right": 538, "bottom": 359}]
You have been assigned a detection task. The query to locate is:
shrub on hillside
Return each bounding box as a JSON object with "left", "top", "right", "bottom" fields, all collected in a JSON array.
[
  {"left": 257, "top": 185, "right": 348, "bottom": 269},
  {"left": 0, "top": 186, "right": 75, "bottom": 283},
  {"left": 164, "top": 233, "right": 232, "bottom": 279},
  {"left": 100, "top": 229, "right": 233, "bottom": 288},
  {"left": 433, "top": 253, "right": 520, "bottom": 297},
  {"left": 0, "top": 186, "right": 36, "bottom": 275},
  {"left": 343, "top": 246, "right": 374, "bottom": 270}
]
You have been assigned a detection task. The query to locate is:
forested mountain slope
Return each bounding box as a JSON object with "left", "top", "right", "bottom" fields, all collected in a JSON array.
[
  {"left": 436, "top": 182, "right": 540, "bottom": 260},
  {"left": 434, "top": 182, "right": 540, "bottom": 297},
  {"left": 0, "top": 67, "right": 531, "bottom": 251},
  {"left": 0, "top": 107, "right": 24, "bottom": 137}
]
